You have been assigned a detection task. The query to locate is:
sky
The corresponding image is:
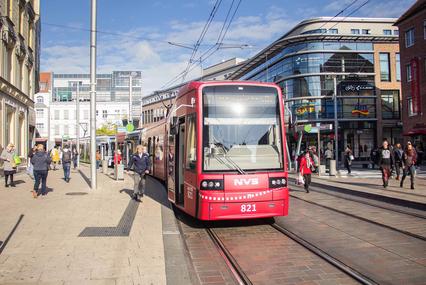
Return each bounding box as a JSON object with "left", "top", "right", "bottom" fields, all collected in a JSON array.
[{"left": 41, "top": 0, "right": 416, "bottom": 95}]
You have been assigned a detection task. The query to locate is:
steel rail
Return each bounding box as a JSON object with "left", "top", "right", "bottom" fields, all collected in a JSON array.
[{"left": 271, "top": 223, "right": 378, "bottom": 285}]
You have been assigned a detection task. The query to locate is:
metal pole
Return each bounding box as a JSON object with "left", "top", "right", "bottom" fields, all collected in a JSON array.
[
  {"left": 129, "top": 74, "right": 133, "bottom": 123},
  {"left": 317, "top": 127, "right": 321, "bottom": 176},
  {"left": 76, "top": 82, "right": 80, "bottom": 168},
  {"left": 90, "top": 0, "right": 97, "bottom": 189},
  {"left": 333, "top": 76, "right": 339, "bottom": 169}
]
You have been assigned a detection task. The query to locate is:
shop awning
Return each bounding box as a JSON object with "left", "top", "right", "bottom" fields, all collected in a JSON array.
[{"left": 403, "top": 129, "right": 426, "bottom": 136}]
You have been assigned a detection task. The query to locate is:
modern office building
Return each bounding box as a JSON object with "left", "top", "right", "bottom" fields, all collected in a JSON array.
[
  {"left": 229, "top": 17, "right": 402, "bottom": 163},
  {"left": 394, "top": 0, "right": 426, "bottom": 148},
  {"left": 141, "top": 58, "right": 245, "bottom": 128},
  {"left": 0, "top": 0, "right": 41, "bottom": 159}
]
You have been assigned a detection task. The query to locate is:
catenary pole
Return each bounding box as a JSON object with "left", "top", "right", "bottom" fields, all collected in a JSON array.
[
  {"left": 90, "top": 0, "right": 97, "bottom": 189},
  {"left": 76, "top": 81, "right": 80, "bottom": 168},
  {"left": 333, "top": 76, "right": 339, "bottom": 169}
]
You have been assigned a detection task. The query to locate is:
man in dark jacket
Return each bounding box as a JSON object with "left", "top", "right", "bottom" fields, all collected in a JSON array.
[
  {"left": 127, "top": 145, "right": 151, "bottom": 201},
  {"left": 31, "top": 144, "right": 52, "bottom": 197},
  {"left": 378, "top": 140, "right": 394, "bottom": 188}
]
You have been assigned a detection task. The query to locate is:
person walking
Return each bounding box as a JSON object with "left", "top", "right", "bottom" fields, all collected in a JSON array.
[
  {"left": 96, "top": 150, "right": 101, "bottom": 170},
  {"left": 50, "top": 146, "right": 60, "bottom": 170},
  {"left": 299, "top": 151, "right": 313, "bottom": 193},
  {"left": 31, "top": 144, "right": 52, "bottom": 198},
  {"left": 324, "top": 147, "right": 333, "bottom": 170},
  {"left": 1, "top": 143, "right": 17, "bottom": 187},
  {"left": 61, "top": 145, "right": 72, "bottom": 182},
  {"left": 72, "top": 148, "right": 78, "bottom": 169},
  {"left": 378, "top": 140, "right": 394, "bottom": 188},
  {"left": 393, "top": 143, "right": 404, "bottom": 180},
  {"left": 127, "top": 145, "right": 151, "bottom": 201},
  {"left": 344, "top": 145, "right": 353, "bottom": 174},
  {"left": 400, "top": 143, "right": 417, "bottom": 189},
  {"left": 114, "top": 150, "right": 122, "bottom": 165}
]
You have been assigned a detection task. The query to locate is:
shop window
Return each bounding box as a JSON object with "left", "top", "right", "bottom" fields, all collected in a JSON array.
[
  {"left": 405, "top": 28, "right": 415, "bottom": 47},
  {"left": 185, "top": 114, "right": 196, "bottom": 170},
  {"left": 381, "top": 90, "right": 400, "bottom": 119},
  {"left": 379, "top": 53, "right": 391, "bottom": 82}
]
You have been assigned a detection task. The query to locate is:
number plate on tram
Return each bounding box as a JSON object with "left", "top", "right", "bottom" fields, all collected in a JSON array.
[{"left": 240, "top": 204, "right": 257, "bottom": 213}]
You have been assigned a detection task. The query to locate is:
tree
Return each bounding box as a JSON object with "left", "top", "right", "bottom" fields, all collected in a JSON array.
[{"left": 96, "top": 124, "right": 117, "bottom": 136}]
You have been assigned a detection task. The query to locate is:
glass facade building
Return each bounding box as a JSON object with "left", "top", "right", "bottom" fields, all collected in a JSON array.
[{"left": 230, "top": 17, "right": 402, "bottom": 164}]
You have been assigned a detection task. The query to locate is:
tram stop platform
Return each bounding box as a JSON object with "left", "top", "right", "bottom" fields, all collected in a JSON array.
[
  {"left": 289, "top": 167, "right": 426, "bottom": 210},
  {"left": 0, "top": 164, "right": 192, "bottom": 285}
]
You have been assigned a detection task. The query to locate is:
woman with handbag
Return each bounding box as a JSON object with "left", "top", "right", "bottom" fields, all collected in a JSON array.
[
  {"left": 299, "top": 151, "right": 313, "bottom": 193},
  {"left": 344, "top": 145, "right": 353, "bottom": 174},
  {"left": 1, "top": 143, "right": 17, "bottom": 187}
]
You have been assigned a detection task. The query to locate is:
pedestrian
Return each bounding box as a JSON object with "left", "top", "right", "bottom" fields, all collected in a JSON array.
[
  {"left": 50, "top": 146, "right": 60, "bottom": 170},
  {"left": 344, "top": 145, "right": 353, "bottom": 174},
  {"left": 72, "top": 148, "right": 78, "bottom": 169},
  {"left": 378, "top": 139, "right": 394, "bottom": 188},
  {"left": 324, "top": 147, "right": 333, "bottom": 170},
  {"left": 31, "top": 144, "right": 52, "bottom": 198},
  {"left": 61, "top": 145, "right": 72, "bottom": 182},
  {"left": 0, "top": 143, "right": 17, "bottom": 187},
  {"left": 96, "top": 150, "right": 101, "bottom": 170},
  {"left": 127, "top": 145, "right": 151, "bottom": 201},
  {"left": 114, "top": 150, "right": 122, "bottom": 165},
  {"left": 400, "top": 143, "right": 417, "bottom": 189},
  {"left": 299, "top": 151, "right": 313, "bottom": 193},
  {"left": 393, "top": 143, "right": 404, "bottom": 180},
  {"left": 27, "top": 145, "right": 37, "bottom": 179}
]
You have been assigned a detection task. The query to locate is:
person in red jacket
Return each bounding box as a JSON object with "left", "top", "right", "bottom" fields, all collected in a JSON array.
[
  {"left": 114, "top": 150, "right": 122, "bottom": 165},
  {"left": 299, "top": 151, "right": 313, "bottom": 193}
]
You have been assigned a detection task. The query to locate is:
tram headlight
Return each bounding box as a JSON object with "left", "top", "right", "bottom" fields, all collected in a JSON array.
[
  {"left": 269, "top": 177, "right": 287, "bottom": 188},
  {"left": 200, "top": 179, "right": 224, "bottom": 190}
]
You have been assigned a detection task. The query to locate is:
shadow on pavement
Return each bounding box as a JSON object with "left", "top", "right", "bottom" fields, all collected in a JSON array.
[
  {"left": 119, "top": 188, "right": 133, "bottom": 198},
  {"left": 78, "top": 169, "right": 91, "bottom": 187}
]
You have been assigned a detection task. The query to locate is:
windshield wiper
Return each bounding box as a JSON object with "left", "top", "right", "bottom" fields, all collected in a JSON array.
[{"left": 213, "top": 141, "right": 246, "bottom": 175}]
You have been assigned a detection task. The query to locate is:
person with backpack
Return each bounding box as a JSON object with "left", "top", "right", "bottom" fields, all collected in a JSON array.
[
  {"left": 61, "top": 145, "right": 72, "bottom": 182},
  {"left": 299, "top": 151, "right": 314, "bottom": 193},
  {"left": 127, "top": 145, "right": 151, "bottom": 201},
  {"left": 31, "top": 144, "right": 52, "bottom": 198},
  {"left": 393, "top": 143, "right": 404, "bottom": 180},
  {"left": 1, "top": 143, "right": 17, "bottom": 188},
  {"left": 378, "top": 139, "right": 394, "bottom": 188},
  {"left": 400, "top": 142, "right": 417, "bottom": 189}
]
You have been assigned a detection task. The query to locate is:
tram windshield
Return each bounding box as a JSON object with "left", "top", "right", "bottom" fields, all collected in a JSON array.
[{"left": 202, "top": 85, "right": 283, "bottom": 172}]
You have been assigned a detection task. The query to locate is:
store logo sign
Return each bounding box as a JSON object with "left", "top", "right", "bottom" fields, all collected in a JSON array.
[
  {"left": 294, "top": 104, "right": 316, "bottom": 115},
  {"left": 352, "top": 104, "right": 369, "bottom": 116}
]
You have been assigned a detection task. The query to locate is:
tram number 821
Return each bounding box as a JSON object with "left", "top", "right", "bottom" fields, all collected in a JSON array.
[{"left": 241, "top": 204, "right": 257, "bottom": 213}]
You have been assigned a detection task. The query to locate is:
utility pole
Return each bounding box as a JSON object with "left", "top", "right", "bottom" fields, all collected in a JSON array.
[
  {"left": 333, "top": 76, "right": 339, "bottom": 168},
  {"left": 129, "top": 74, "right": 133, "bottom": 123},
  {"left": 90, "top": 0, "right": 97, "bottom": 189},
  {"left": 75, "top": 81, "right": 81, "bottom": 168}
]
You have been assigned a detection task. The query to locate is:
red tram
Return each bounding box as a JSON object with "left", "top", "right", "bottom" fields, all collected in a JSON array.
[{"left": 143, "top": 81, "right": 289, "bottom": 220}]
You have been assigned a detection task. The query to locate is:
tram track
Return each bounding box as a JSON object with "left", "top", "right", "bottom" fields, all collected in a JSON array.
[{"left": 290, "top": 194, "right": 426, "bottom": 241}]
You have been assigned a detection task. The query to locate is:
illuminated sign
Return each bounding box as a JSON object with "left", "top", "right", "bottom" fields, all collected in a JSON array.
[
  {"left": 294, "top": 104, "right": 317, "bottom": 115},
  {"left": 352, "top": 104, "right": 369, "bottom": 116}
]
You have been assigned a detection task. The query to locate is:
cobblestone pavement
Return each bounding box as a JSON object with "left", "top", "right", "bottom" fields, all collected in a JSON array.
[
  {"left": 276, "top": 195, "right": 426, "bottom": 284},
  {"left": 0, "top": 166, "right": 166, "bottom": 285}
]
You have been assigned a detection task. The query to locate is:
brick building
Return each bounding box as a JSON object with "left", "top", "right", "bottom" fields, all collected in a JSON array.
[{"left": 394, "top": 0, "right": 426, "bottom": 150}]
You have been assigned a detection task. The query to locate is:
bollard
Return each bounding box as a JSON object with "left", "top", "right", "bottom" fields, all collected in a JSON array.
[
  {"left": 114, "top": 164, "right": 124, "bottom": 180},
  {"left": 102, "top": 160, "right": 108, "bottom": 174},
  {"left": 329, "top": 160, "right": 336, "bottom": 176}
]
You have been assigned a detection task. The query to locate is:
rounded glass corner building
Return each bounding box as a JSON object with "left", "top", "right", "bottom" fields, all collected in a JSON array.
[{"left": 230, "top": 17, "right": 402, "bottom": 165}]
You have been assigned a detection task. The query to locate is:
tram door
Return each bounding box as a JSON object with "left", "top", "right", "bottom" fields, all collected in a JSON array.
[{"left": 176, "top": 121, "right": 185, "bottom": 206}]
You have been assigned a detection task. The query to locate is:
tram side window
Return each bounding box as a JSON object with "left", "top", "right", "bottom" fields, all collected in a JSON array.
[{"left": 186, "top": 114, "right": 196, "bottom": 170}]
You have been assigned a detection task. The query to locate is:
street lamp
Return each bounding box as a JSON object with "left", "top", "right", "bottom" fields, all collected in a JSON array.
[{"left": 71, "top": 81, "right": 82, "bottom": 168}]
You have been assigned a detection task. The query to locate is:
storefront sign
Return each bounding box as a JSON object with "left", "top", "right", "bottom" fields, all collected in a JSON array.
[
  {"left": 352, "top": 104, "right": 369, "bottom": 116},
  {"left": 341, "top": 83, "right": 374, "bottom": 92},
  {"left": 293, "top": 104, "right": 318, "bottom": 116}
]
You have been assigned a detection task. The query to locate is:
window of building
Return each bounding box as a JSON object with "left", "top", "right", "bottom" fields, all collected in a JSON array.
[
  {"left": 408, "top": 98, "right": 417, "bottom": 116},
  {"left": 55, "top": 125, "right": 60, "bottom": 135},
  {"left": 102, "top": 110, "right": 107, "bottom": 118},
  {"left": 393, "top": 30, "right": 399, "bottom": 36},
  {"left": 329, "top": 29, "right": 338, "bottom": 34},
  {"left": 396, "top": 53, "right": 401, "bottom": 81},
  {"left": 406, "top": 64, "right": 412, "bottom": 82},
  {"left": 351, "top": 29, "right": 360, "bottom": 34},
  {"left": 96, "top": 110, "right": 99, "bottom": 116},
  {"left": 362, "top": 29, "right": 370, "bottom": 35},
  {"left": 185, "top": 114, "right": 196, "bottom": 170},
  {"left": 405, "top": 28, "right": 415, "bottom": 47},
  {"left": 64, "top": 125, "right": 69, "bottom": 135},
  {"left": 64, "top": 110, "right": 69, "bottom": 120},
  {"left": 54, "top": 110, "right": 60, "bottom": 120},
  {"left": 83, "top": 110, "right": 89, "bottom": 120},
  {"left": 383, "top": 29, "right": 392, "bottom": 35},
  {"left": 379, "top": 53, "right": 391, "bottom": 82},
  {"left": 36, "top": 123, "right": 44, "bottom": 130},
  {"left": 36, "top": 109, "right": 44, "bottom": 117},
  {"left": 36, "top": 96, "right": 44, "bottom": 103},
  {"left": 381, "top": 90, "right": 400, "bottom": 119}
]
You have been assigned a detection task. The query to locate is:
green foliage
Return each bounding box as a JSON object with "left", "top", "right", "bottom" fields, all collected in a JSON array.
[{"left": 96, "top": 124, "right": 117, "bottom": 136}]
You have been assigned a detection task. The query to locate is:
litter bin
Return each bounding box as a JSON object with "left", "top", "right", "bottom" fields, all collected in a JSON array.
[
  {"left": 329, "top": 160, "right": 336, "bottom": 176},
  {"left": 102, "top": 160, "right": 108, "bottom": 174},
  {"left": 114, "top": 164, "right": 124, "bottom": 180}
]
